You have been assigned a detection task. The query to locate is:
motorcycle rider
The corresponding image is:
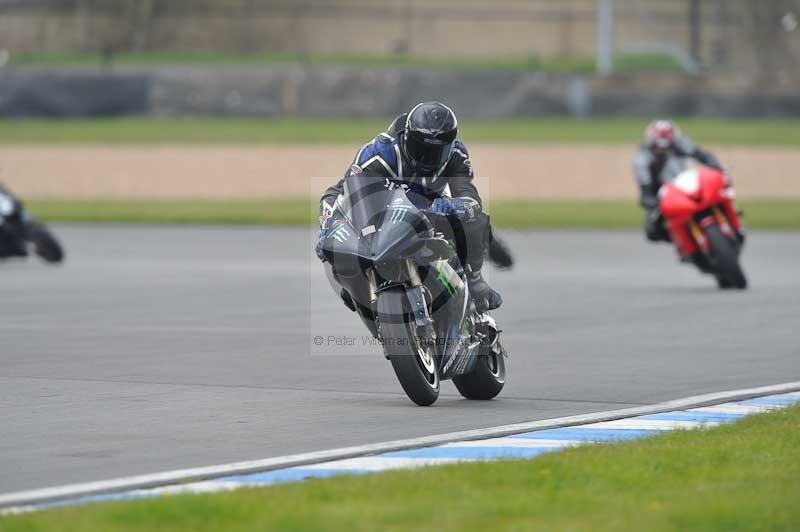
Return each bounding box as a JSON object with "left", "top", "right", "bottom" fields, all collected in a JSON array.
[
  {"left": 633, "top": 120, "right": 722, "bottom": 242},
  {"left": 0, "top": 183, "right": 28, "bottom": 257},
  {"left": 316, "top": 101, "right": 503, "bottom": 312}
]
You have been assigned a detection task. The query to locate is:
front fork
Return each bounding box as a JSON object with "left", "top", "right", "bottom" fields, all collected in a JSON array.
[
  {"left": 368, "top": 260, "right": 431, "bottom": 326},
  {"left": 402, "top": 261, "right": 430, "bottom": 327},
  {"left": 685, "top": 206, "right": 742, "bottom": 277},
  {"left": 370, "top": 260, "right": 436, "bottom": 358},
  {"left": 687, "top": 218, "right": 708, "bottom": 253},
  {"left": 690, "top": 206, "right": 737, "bottom": 253}
]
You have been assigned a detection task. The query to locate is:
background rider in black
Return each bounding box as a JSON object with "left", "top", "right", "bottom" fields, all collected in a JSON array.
[
  {"left": 317, "top": 101, "right": 502, "bottom": 312},
  {"left": 0, "top": 184, "right": 29, "bottom": 257}
]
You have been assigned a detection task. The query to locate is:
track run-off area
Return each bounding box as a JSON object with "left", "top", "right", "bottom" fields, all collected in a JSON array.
[{"left": 1, "top": 225, "right": 798, "bottom": 493}]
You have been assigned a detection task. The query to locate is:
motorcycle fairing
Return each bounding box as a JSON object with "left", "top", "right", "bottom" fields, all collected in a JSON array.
[
  {"left": 323, "top": 182, "right": 433, "bottom": 267},
  {"left": 422, "top": 258, "right": 474, "bottom": 377},
  {"left": 323, "top": 172, "right": 481, "bottom": 379},
  {"left": 660, "top": 161, "right": 742, "bottom": 257}
]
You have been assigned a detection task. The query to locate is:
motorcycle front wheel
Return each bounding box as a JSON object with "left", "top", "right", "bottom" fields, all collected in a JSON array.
[
  {"left": 705, "top": 224, "right": 746, "bottom": 289},
  {"left": 377, "top": 287, "right": 439, "bottom": 406}
]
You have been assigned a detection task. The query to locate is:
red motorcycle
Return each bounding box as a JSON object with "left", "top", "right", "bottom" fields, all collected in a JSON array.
[{"left": 658, "top": 158, "right": 747, "bottom": 289}]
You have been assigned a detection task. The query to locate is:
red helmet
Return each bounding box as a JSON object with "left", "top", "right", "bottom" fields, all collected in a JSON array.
[{"left": 645, "top": 120, "right": 679, "bottom": 152}]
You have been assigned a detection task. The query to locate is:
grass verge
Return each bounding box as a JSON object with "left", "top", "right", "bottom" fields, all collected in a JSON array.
[
  {"left": 11, "top": 51, "right": 681, "bottom": 73},
  {"left": 1, "top": 118, "right": 800, "bottom": 146},
  {"left": 5, "top": 405, "right": 800, "bottom": 531},
  {"left": 25, "top": 198, "right": 800, "bottom": 230}
]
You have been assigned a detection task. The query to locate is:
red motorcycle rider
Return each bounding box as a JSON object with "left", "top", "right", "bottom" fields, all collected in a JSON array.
[
  {"left": 634, "top": 120, "right": 725, "bottom": 241},
  {"left": 634, "top": 120, "right": 745, "bottom": 276}
]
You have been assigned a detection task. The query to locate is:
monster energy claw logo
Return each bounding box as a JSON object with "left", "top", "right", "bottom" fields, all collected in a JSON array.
[
  {"left": 389, "top": 205, "right": 410, "bottom": 224},
  {"left": 328, "top": 225, "right": 350, "bottom": 243},
  {"left": 436, "top": 269, "right": 456, "bottom": 296},
  {"left": 433, "top": 259, "right": 461, "bottom": 297}
]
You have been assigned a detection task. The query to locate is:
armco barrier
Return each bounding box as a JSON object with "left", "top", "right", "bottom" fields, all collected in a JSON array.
[{"left": 1, "top": 66, "right": 798, "bottom": 118}]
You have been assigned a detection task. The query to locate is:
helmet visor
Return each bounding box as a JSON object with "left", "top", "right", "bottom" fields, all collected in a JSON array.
[
  {"left": 405, "top": 129, "right": 456, "bottom": 172},
  {"left": 653, "top": 137, "right": 671, "bottom": 152}
]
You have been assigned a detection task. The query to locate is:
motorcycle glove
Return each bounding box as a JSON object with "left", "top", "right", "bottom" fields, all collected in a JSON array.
[
  {"left": 468, "top": 271, "right": 503, "bottom": 312},
  {"left": 316, "top": 201, "right": 334, "bottom": 262},
  {"left": 315, "top": 230, "right": 326, "bottom": 262},
  {"left": 430, "top": 197, "right": 479, "bottom": 221}
]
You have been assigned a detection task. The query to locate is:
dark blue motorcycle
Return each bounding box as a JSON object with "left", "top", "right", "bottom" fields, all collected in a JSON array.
[{"left": 320, "top": 173, "right": 506, "bottom": 406}]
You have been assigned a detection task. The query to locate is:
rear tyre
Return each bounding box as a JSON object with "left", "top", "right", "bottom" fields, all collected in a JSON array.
[
  {"left": 452, "top": 350, "right": 506, "bottom": 400},
  {"left": 377, "top": 288, "right": 439, "bottom": 406},
  {"left": 705, "top": 224, "right": 746, "bottom": 289},
  {"left": 27, "top": 221, "right": 64, "bottom": 264},
  {"left": 715, "top": 275, "right": 733, "bottom": 289}
]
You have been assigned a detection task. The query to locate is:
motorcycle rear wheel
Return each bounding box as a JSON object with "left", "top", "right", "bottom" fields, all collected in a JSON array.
[
  {"left": 453, "top": 350, "right": 506, "bottom": 400},
  {"left": 27, "top": 221, "right": 64, "bottom": 263},
  {"left": 705, "top": 224, "right": 746, "bottom": 289},
  {"left": 377, "top": 287, "right": 440, "bottom": 406}
]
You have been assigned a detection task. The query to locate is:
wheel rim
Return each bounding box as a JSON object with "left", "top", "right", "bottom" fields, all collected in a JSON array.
[
  {"left": 487, "top": 353, "right": 500, "bottom": 376},
  {"left": 414, "top": 339, "right": 438, "bottom": 387},
  {"left": 485, "top": 352, "right": 506, "bottom": 383}
]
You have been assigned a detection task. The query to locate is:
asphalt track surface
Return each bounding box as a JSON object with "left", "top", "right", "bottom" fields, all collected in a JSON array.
[{"left": 2, "top": 225, "right": 798, "bottom": 493}]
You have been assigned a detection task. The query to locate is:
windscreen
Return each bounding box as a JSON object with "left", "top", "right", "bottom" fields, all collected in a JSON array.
[
  {"left": 659, "top": 156, "right": 694, "bottom": 183},
  {"left": 341, "top": 174, "right": 391, "bottom": 230}
]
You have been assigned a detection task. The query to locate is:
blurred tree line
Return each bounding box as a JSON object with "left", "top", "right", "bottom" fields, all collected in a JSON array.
[
  {"left": 1, "top": 0, "right": 797, "bottom": 85},
  {"left": 68, "top": 0, "right": 280, "bottom": 54},
  {"left": 740, "top": 0, "right": 800, "bottom": 84}
]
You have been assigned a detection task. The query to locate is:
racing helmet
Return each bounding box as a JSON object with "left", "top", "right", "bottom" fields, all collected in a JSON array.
[
  {"left": 645, "top": 119, "right": 679, "bottom": 153},
  {"left": 400, "top": 101, "right": 458, "bottom": 176}
]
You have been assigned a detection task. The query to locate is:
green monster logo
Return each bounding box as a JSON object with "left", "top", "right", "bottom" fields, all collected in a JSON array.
[{"left": 436, "top": 268, "right": 456, "bottom": 296}]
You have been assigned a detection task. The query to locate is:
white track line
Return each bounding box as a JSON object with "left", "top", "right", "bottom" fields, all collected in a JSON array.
[
  {"left": 301, "top": 456, "right": 463, "bottom": 471},
  {"left": 691, "top": 403, "right": 782, "bottom": 415},
  {"left": 582, "top": 419, "right": 719, "bottom": 431},
  {"left": 444, "top": 438, "right": 580, "bottom": 449},
  {"left": 143, "top": 481, "right": 244, "bottom": 496},
  {"left": 1, "top": 380, "right": 798, "bottom": 509}
]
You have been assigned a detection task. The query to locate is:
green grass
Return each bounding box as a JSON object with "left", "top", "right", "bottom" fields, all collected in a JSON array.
[
  {"left": 488, "top": 199, "right": 800, "bottom": 230},
  {"left": 11, "top": 51, "right": 681, "bottom": 73},
  {"left": 26, "top": 198, "right": 316, "bottom": 226},
  {"left": 6, "top": 405, "right": 800, "bottom": 531},
  {"left": 1, "top": 118, "right": 800, "bottom": 146},
  {"left": 25, "top": 198, "right": 800, "bottom": 230}
]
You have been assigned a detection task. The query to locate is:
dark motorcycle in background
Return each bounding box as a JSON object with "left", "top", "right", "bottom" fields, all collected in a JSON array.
[
  {"left": 658, "top": 158, "right": 746, "bottom": 289},
  {"left": 0, "top": 186, "right": 64, "bottom": 264},
  {"left": 320, "top": 173, "right": 507, "bottom": 406}
]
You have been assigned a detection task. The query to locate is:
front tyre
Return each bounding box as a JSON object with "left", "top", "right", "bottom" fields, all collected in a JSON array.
[
  {"left": 452, "top": 350, "right": 506, "bottom": 400},
  {"left": 27, "top": 221, "right": 64, "bottom": 264},
  {"left": 705, "top": 224, "right": 746, "bottom": 289},
  {"left": 377, "top": 287, "right": 439, "bottom": 406}
]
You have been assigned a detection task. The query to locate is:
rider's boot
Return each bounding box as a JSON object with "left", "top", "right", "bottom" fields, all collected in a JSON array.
[
  {"left": 487, "top": 235, "right": 514, "bottom": 269},
  {"left": 467, "top": 270, "right": 503, "bottom": 312},
  {"left": 736, "top": 224, "right": 746, "bottom": 246}
]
